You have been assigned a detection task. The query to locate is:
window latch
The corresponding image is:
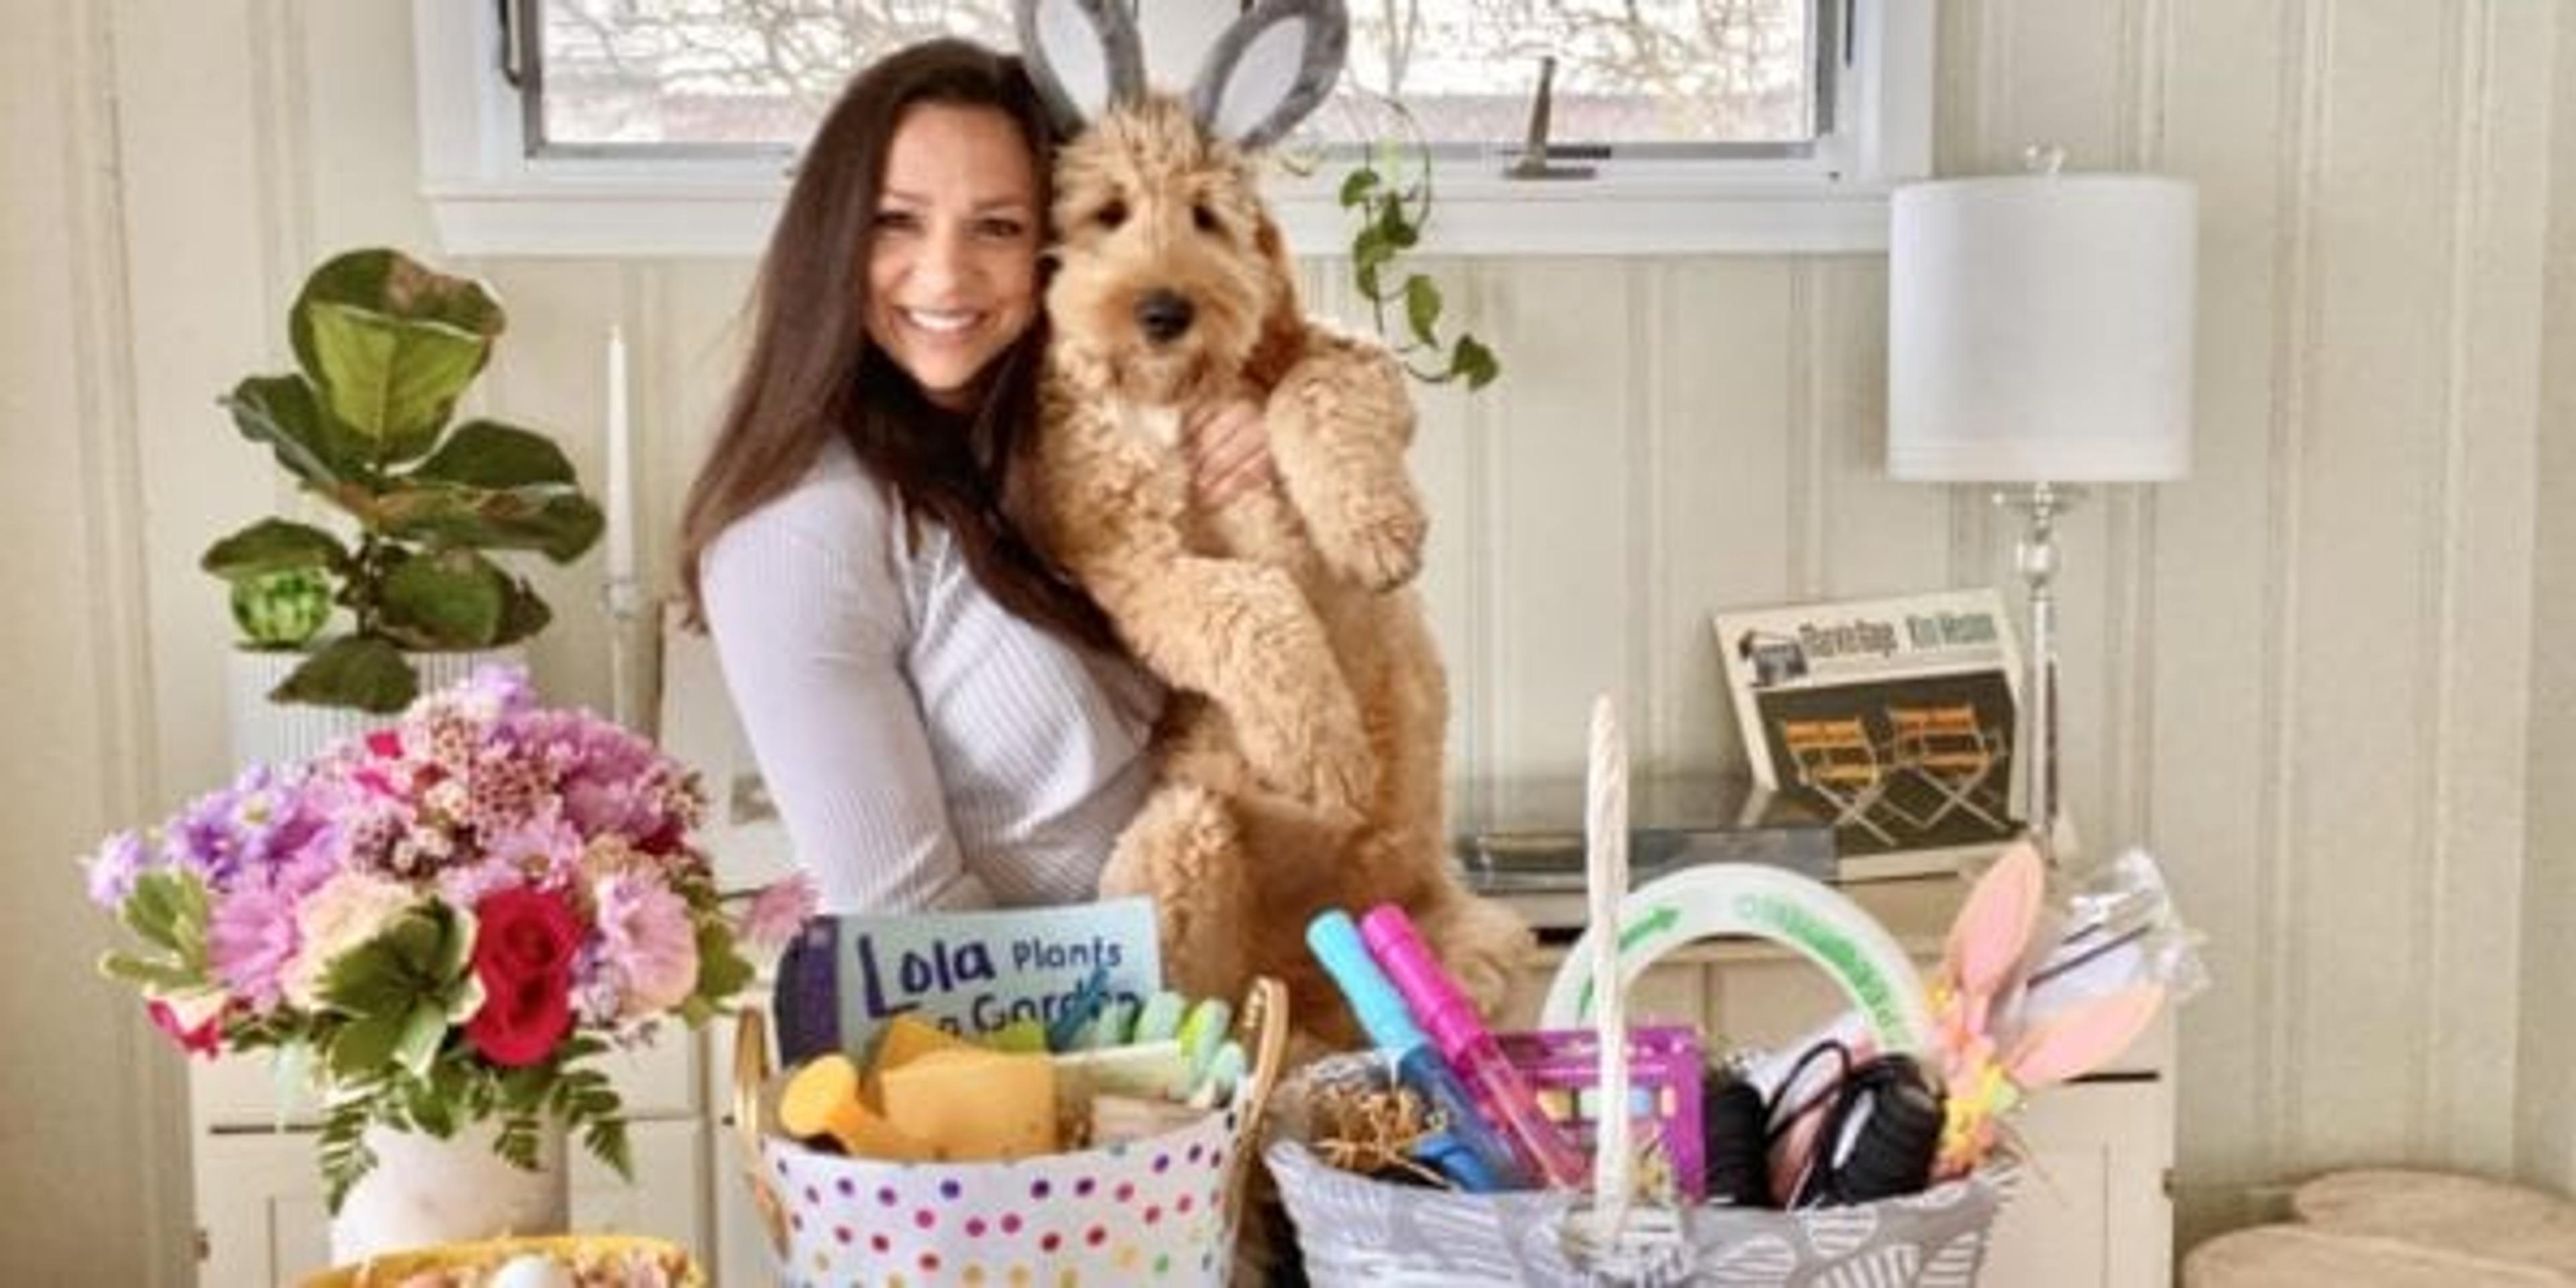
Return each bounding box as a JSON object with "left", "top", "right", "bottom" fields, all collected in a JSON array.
[
  {"left": 497, "top": 0, "right": 529, "bottom": 91},
  {"left": 1503, "top": 56, "right": 1596, "bottom": 181}
]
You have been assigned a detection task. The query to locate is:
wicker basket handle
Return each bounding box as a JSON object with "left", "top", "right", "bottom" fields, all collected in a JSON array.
[
  {"left": 729, "top": 1007, "right": 791, "bottom": 1257},
  {"left": 1219, "top": 975, "right": 1292, "bottom": 1226}
]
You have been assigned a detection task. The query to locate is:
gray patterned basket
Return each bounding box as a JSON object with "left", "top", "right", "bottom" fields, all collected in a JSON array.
[
  {"left": 1263, "top": 698, "right": 2010, "bottom": 1286},
  {"left": 1263, "top": 1055, "right": 2009, "bottom": 1287}
]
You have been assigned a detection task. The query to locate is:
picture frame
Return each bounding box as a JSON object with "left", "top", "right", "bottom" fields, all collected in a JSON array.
[{"left": 1711, "top": 590, "right": 2025, "bottom": 881}]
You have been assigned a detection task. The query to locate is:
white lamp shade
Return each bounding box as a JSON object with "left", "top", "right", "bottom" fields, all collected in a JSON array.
[{"left": 1888, "top": 174, "right": 2198, "bottom": 482}]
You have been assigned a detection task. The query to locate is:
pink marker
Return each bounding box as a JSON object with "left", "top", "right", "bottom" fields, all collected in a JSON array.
[{"left": 1362, "top": 904, "right": 1591, "bottom": 1189}]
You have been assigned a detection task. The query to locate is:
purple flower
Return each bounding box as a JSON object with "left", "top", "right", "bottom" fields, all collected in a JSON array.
[
  {"left": 84, "top": 830, "right": 150, "bottom": 908},
  {"left": 453, "top": 662, "right": 538, "bottom": 720}
]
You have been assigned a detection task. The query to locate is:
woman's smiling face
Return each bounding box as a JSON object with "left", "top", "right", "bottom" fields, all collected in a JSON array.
[{"left": 864, "top": 103, "right": 1043, "bottom": 411}]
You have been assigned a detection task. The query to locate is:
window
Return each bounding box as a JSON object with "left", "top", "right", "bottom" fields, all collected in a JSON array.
[
  {"left": 413, "top": 0, "right": 1929, "bottom": 256},
  {"left": 1324, "top": 0, "right": 1825, "bottom": 156}
]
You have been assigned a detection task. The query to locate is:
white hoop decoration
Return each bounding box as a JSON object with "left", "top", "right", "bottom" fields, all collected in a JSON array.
[{"left": 1538, "top": 863, "right": 1935, "bottom": 1057}]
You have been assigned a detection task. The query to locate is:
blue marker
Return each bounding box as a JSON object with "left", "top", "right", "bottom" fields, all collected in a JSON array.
[
  {"left": 1307, "top": 911, "right": 1529, "bottom": 1191},
  {"left": 1045, "top": 965, "right": 1114, "bottom": 1052}
]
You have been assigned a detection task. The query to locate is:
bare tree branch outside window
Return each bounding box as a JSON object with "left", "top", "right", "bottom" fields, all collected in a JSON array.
[{"left": 535, "top": 0, "right": 1811, "bottom": 152}]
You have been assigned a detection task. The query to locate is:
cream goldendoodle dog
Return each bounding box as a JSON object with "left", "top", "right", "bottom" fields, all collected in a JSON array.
[{"left": 1016, "top": 0, "right": 1527, "bottom": 1038}]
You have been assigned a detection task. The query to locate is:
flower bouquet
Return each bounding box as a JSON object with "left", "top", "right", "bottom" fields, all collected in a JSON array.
[{"left": 81, "top": 665, "right": 810, "bottom": 1214}]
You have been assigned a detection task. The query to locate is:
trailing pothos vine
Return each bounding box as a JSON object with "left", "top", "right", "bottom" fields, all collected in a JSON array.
[{"left": 1318, "top": 103, "right": 1500, "bottom": 390}]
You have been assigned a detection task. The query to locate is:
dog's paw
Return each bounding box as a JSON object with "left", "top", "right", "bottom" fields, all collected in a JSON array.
[
  {"left": 1326, "top": 491, "right": 1428, "bottom": 592},
  {"left": 1242, "top": 711, "right": 1377, "bottom": 824}
]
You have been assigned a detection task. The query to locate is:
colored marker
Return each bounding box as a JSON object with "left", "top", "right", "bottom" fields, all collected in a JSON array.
[
  {"left": 1362, "top": 904, "right": 1591, "bottom": 1189},
  {"left": 1307, "top": 910, "right": 1528, "bottom": 1191}
]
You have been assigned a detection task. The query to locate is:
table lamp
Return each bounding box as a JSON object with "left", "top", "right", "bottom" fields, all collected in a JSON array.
[{"left": 1887, "top": 146, "right": 2198, "bottom": 864}]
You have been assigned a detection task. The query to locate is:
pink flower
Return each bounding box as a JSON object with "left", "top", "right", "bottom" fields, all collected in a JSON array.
[
  {"left": 592, "top": 873, "right": 699, "bottom": 1019},
  {"left": 737, "top": 875, "right": 818, "bottom": 952},
  {"left": 207, "top": 884, "right": 301, "bottom": 1012}
]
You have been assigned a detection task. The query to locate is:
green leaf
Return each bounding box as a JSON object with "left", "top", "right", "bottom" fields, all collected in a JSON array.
[
  {"left": 319, "top": 1096, "right": 379, "bottom": 1213},
  {"left": 582, "top": 1114, "right": 634, "bottom": 1180},
  {"left": 1375, "top": 199, "right": 1420, "bottom": 250},
  {"left": 406, "top": 1079, "right": 455, "bottom": 1137},
  {"left": 1337, "top": 166, "right": 1381, "bottom": 208},
  {"left": 202, "top": 519, "right": 350, "bottom": 582},
  {"left": 372, "top": 482, "right": 604, "bottom": 564},
  {"left": 219, "top": 375, "right": 363, "bottom": 490},
  {"left": 119, "top": 869, "right": 209, "bottom": 964},
  {"left": 495, "top": 1113, "right": 542, "bottom": 1171},
  {"left": 321, "top": 934, "right": 425, "bottom": 1018},
  {"left": 1452, "top": 334, "right": 1501, "bottom": 390},
  {"left": 272, "top": 635, "right": 417, "bottom": 713},
  {"left": 408, "top": 420, "right": 578, "bottom": 489},
  {"left": 306, "top": 303, "right": 490, "bottom": 462},
  {"left": 690, "top": 922, "right": 756, "bottom": 1014},
  {"left": 433, "top": 903, "right": 479, "bottom": 985},
  {"left": 329, "top": 1008, "right": 409, "bottom": 1079},
  {"left": 1352, "top": 227, "right": 1396, "bottom": 301},
  {"left": 1402, "top": 275, "right": 1444, "bottom": 349},
  {"left": 101, "top": 951, "right": 204, "bottom": 993},
  {"left": 392, "top": 1002, "right": 449, "bottom": 1079},
  {"left": 489, "top": 578, "right": 553, "bottom": 648},
  {"left": 291, "top": 249, "right": 504, "bottom": 390},
  {"left": 380, "top": 548, "right": 508, "bottom": 649}
]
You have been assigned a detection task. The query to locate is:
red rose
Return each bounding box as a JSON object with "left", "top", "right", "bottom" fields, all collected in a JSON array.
[
  {"left": 148, "top": 1000, "right": 223, "bottom": 1059},
  {"left": 464, "top": 885, "right": 584, "bottom": 1067}
]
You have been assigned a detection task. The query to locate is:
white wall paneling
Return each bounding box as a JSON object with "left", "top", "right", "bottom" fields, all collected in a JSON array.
[
  {"left": 2522, "top": 2, "right": 2576, "bottom": 1197},
  {"left": 1, "top": 1, "right": 188, "bottom": 1283},
  {"left": 4, "top": 0, "right": 2573, "bottom": 1278}
]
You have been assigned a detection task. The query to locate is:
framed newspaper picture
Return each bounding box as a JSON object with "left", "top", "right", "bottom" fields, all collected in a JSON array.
[{"left": 1712, "top": 590, "right": 2025, "bottom": 881}]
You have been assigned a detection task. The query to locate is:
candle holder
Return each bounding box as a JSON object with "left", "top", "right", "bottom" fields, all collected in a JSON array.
[{"left": 602, "top": 576, "right": 653, "bottom": 735}]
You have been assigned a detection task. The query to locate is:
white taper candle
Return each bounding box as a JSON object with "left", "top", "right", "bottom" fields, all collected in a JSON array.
[
  {"left": 604, "top": 325, "right": 635, "bottom": 586},
  {"left": 1586, "top": 694, "right": 1631, "bottom": 1220}
]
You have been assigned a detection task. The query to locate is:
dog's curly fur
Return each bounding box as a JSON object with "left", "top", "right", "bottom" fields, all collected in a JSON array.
[{"left": 1028, "top": 98, "right": 1528, "bottom": 1042}]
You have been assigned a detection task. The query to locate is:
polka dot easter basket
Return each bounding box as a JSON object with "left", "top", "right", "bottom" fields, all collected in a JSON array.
[{"left": 733, "top": 976, "right": 1289, "bottom": 1288}]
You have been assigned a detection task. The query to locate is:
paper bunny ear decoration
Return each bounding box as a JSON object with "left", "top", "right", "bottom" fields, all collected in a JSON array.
[
  {"left": 1016, "top": 0, "right": 1349, "bottom": 149},
  {"left": 1016, "top": 0, "right": 1146, "bottom": 138},
  {"left": 1943, "top": 835, "right": 2047, "bottom": 1033},
  {"left": 1187, "top": 0, "right": 1349, "bottom": 149},
  {"left": 1930, "top": 839, "right": 2166, "bottom": 1177}
]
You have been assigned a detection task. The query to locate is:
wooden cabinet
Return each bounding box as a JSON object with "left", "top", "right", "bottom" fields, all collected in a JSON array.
[{"left": 188, "top": 1040, "right": 711, "bottom": 1285}]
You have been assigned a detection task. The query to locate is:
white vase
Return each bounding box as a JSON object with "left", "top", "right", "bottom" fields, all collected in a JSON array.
[
  {"left": 225, "top": 646, "right": 525, "bottom": 772},
  {"left": 329, "top": 1116, "right": 570, "bottom": 1264}
]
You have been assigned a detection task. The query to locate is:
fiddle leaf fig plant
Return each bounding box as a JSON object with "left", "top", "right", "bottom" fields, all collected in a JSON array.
[{"left": 205, "top": 248, "right": 602, "bottom": 714}]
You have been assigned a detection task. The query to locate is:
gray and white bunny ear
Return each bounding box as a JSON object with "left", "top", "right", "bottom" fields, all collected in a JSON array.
[
  {"left": 1016, "top": 0, "right": 1148, "bottom": 135},
  {"left": 1186, "top": 0, "right": 1349, "bottom": 150}
]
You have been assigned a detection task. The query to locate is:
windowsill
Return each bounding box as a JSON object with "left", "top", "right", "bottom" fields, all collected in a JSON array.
[{"left": 422, "top": 173, "right": 1897, "bottom": 260}]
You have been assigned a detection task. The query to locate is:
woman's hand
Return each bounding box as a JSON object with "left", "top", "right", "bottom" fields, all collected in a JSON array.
[{"left": 1185, "top": 396, "right": 1275, "bottom": 508}]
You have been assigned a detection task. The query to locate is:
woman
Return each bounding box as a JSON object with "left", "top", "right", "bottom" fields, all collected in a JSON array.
[{"left": 680, "top": 39, "right": 1269, "bottom": 916}]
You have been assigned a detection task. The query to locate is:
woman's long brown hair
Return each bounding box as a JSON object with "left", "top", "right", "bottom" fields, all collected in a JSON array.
[{"left": 676, "top": 39, "right": 1116, "bottom": 653}]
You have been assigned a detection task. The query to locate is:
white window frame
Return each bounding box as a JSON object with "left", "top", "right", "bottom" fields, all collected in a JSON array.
[{"left": 411, "top": 0, "right": 1931, "bottom": 258}]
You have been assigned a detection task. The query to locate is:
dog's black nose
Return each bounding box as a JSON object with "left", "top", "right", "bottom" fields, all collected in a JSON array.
[{"left": 1135, "top": 290, "right": 1195, "bottom": 344}]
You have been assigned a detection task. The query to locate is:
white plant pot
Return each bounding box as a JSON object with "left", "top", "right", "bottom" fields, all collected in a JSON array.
[
  {"left": 225, "top": 646, "right": 525, "bottom": 772},
  {"left": 329, "top": 1116, "right": 570, "bottom": 1265}
]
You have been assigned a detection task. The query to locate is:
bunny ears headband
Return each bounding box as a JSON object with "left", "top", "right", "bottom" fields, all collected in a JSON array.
[{"left": 1014, "top": 0, "right": 1350, "bottom": 149}]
